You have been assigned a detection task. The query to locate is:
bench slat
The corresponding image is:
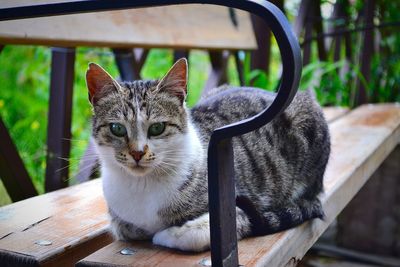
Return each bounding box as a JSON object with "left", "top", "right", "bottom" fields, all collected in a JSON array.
[
  {"left": 321, "top": 106, "right": 349, "bottom": 122},
  {"left": 76, "top": 104, "right": 400, "bottom": 267},
  {"left": 0, "top": 179, "right": 111, "bottom": 267},
  {"left": 0, "top": 3, "right": 256, "bottom": 50}
]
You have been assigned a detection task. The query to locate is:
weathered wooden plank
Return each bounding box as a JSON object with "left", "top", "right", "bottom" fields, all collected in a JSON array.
[
  {"left": 322, "top": 107, "right": 349, "bottom": 122},
  {"left": 76, "top": 104, "right": 400, "bottom": 266},
  {"left": 0, "top": 179, "right": 112, "bottom": 267},
  {"left": 0, "top": 3, "right": 256, "bottom": 50}
]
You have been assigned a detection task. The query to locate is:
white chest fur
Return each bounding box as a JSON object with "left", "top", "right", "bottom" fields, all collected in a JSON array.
[
  {"left": 102, "top": 165, "right": 172, "bottom": 234},
  {"left": 98, "top": 122, "right": 204, "bottom": 235}
]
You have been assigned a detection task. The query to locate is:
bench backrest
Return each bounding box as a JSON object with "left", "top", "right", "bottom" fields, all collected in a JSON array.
[{"left": 0, "top": 3, "right": 256, "bottom": 50}]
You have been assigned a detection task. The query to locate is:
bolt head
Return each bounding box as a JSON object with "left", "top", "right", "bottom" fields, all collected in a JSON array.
[
  {"left": 35, "top": 240, "right": 52, "bottom": 246},
  {"left": 120, "top": 247, "right": 135, "bottom": 255}
]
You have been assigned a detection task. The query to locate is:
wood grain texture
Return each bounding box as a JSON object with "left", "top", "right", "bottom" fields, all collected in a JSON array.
[
  {"left": 322, "top": 107, "right": 349, "bottom": 122},
  {"left": 0, "top": 3, "right": 256, "bottom": 50},
  {"left": 0, "top": 179, "right": 112, "bottom": 267},
  {"left": 77, "top": 104, "right": 400, "bottom": 267}
]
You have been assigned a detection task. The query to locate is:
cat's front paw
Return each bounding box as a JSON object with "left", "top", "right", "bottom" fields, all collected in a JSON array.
[{"left": 152, "top": 215, "right": 210, "bottom": 252}]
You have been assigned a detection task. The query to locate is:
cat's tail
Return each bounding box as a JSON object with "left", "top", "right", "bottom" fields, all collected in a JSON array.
[{"left": 236, "top": 196, "right": 325, "bottom": 236}]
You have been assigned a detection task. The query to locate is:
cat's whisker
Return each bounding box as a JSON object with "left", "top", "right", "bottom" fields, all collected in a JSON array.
[
  {"left": 156, "top": 163, "right": 180, "bottom": 177},
  {"left": 64, "top": 164, "right": 101, "bottom": 183},
  {"left": 75, "top": 163, "right": 100, "bottom": 176},
  {"left": 55, "top": 162, "right": 80, "bottom": 173},
  {"left": 157, "top": 161, "right": 180, "bottom": 168},
  {"left": 155, "top": 151, "right": 189, "bottom": 157},
  {"left": 57, "top": 155, "right": 100, "bottom": 161},
  {"left": 155, "top": 164, "right": 173, "bottom": 177}
]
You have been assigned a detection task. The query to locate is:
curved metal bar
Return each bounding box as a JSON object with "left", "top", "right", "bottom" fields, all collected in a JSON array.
[{"left": 0, "top": 1, "right": 301, "bottom": 266}]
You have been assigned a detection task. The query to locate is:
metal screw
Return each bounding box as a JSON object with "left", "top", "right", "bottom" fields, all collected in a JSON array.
[
  {"left": 199, "top": 258, "right": 212, "bottom": 266},
  {"left": 35, "top": 240, "right": 52, "bottom": 246},
  {"left": 120, "top": 247, "right": 135, "bottom": 255}
]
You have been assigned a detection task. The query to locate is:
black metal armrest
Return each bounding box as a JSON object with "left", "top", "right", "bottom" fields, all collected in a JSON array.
[{"left": 0, "top": 1, "right": 301, "bottom": 266}]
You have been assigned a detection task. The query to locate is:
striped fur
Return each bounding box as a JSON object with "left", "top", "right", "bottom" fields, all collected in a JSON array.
[{"left": 87, "top": 60, "right": 330, "bottom": 252}]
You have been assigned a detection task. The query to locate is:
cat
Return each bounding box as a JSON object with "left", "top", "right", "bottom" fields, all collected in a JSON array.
[{"left": 86, "top": 58, "right": 330, "bottom": 252}]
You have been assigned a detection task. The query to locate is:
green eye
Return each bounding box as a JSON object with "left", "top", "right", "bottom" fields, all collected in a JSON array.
[
  {"left": 148, "top": 122, "right": 166, "bottom": 137},
  {"left": 110, "top": 123, "right": 127, "bottom": 137}
]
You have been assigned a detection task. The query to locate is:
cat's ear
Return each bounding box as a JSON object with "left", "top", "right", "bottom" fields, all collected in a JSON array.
[
  {"left": 86, "top": 63, "right": 120, "bottom": 105},
  {"left": 156, "top": 58, "right": 188, "bottom": 103}
]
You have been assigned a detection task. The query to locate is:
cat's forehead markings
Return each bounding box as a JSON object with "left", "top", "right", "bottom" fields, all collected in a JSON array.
[{"left": 135, "top": 112, "right": 147, "bottom": 150}]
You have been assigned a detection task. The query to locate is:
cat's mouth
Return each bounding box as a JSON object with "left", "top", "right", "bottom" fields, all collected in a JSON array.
[{"left": 125, "top": 162, "right": 151, "bottom": 175}]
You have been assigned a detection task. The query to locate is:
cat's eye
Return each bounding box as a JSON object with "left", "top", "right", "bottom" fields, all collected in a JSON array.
[
  {"left": 148, "top": 122, "right": 166, "bottom": 137},
  {"left": 110, "top": 123, "right": 127, "bottom": 137}
]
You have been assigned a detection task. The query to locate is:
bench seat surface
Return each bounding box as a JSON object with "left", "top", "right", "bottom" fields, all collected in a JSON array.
[
  {"left": 0, "top": 179, "right": 111, "bottom": 267},
  {"left": 0, "top": 105, "right": 399, "bottom": 267},
  {"left": 77, "top": 104, "right": 400, "bottom": 267}
]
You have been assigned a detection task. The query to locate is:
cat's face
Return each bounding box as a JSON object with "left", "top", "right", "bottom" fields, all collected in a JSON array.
[{"left": 86, "top": 59, "right": 188, "bottom": 177}]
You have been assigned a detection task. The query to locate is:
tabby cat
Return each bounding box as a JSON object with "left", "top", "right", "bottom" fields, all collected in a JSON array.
[{"left": 86, "top": 58, "right": 330, "bottom": 252}]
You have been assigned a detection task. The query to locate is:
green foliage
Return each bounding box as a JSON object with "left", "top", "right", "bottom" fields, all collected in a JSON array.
[
  {"left": 245, "top": 0, "right": 400, "bottom": 107},
  {"left": 0, "top": 46, "right": 50, "bottom": 194}
]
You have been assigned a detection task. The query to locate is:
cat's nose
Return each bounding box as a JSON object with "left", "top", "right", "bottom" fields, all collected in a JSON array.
[{"left": 129, "top": 150, "right": 145, "bottom": 163}]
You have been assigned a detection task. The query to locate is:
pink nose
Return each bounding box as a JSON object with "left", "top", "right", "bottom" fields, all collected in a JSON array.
[{"left": 129, "top": 150, "right": 145, "bottom": 162}]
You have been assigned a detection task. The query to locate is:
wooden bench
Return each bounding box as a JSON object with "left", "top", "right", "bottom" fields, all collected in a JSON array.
[
  {"left": 1, "top": 1, "right": 399, "bottom": 267},
  {"left": 1, "top": 104, "right": 399, "bottom": 267}
]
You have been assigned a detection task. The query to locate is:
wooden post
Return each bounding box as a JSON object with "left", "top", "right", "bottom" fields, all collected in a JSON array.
[
  {"left": 173, "top": 50, "right": 189, "bottom": 62},
  {"left": 233, "top": 52, "right": 245, "bottom": 86},
  {"left": 113, "top": 48, "right": 148, "bottom": 81},
  {"left": 202, "top": 51, "right": 228, "bottom": 95},
  {"left": 250, "top": 0, "right": 284, "bottom": 74},
  {"left": 294, "top": 0, "right": 313, "bottom": 65},
  {"left": 250, "top": 14, "right": 271, "bottom": 74},
  {"left": 294, "top": 0, "right": 312, "bottom": 38},
  {"left": 355, "top": 0, "right": 375, "bottom": 106},
  {"left": 313, "top": 1, "right": 327, "bottom": 62},
  {"left": 45, "top": 47, "right": 75, "bottom": 192},
  {"left": 302, "top": 15, "right": 313, "bottom": 66}
]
